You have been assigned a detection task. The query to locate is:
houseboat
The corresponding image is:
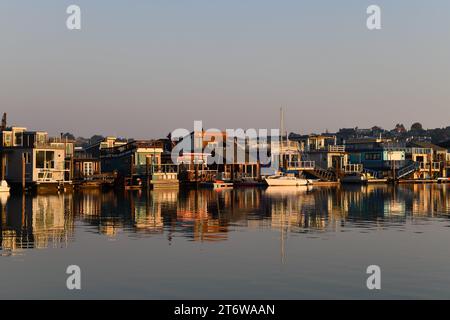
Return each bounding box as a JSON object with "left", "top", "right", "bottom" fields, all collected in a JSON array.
[
  {"left": 0, "top": 126, "right": 72, "bottom": 192},
  {"left": 100, "top": 139, "right": 178, "bottom": 189}
]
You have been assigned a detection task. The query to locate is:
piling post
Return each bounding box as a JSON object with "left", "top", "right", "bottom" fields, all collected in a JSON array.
[
  {"left": 256, "top": 160, "right": 261, "bottom": 181},
  {"left": 22, "top": 153, "right": 26, "bottom": 191},
  {"left": 1, "top": 153, "right": 5, "bottom": 181},
  {"left": 146, "top": 156, "right": 151, "bottom": 189}
]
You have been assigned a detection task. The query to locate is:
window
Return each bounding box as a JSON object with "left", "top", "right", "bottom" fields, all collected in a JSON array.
[
  {"left": 66, "top": 144, "right": 73, "bottom": 157},
  {"left": 36, "top": 151, "right": 45, "bottom": 168},
  {"left": 14, "top": 131, "right": 23, "bottom": 146},
  {"left": 46, "top": 151, "right": 55, "bottom": 168},
  {"left": 365, "top": 153, "right": 381, "bottom": 161},
  {"left": 36, "top": 133, "right": 46, "bottom": 145},
  {"left": 23, "top": 152, "right": 31, "bottom": 164},
  {"left": 35, "top": 151, "right": 55, "bottom": 168},
  {"left": 3, "top": 132, "right": 12, "bottom": 147},
  {"left": 83, "top": 162, "right": 93, "bottom": 176}
]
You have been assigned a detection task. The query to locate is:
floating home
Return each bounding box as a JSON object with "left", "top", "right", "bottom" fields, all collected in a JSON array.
[
  {"left": 0, "top": 126, "right": 73, "bottom": 191},
  {"left": 438, "top": 140, "right": 450, "bottom": 178},
  {"left": 100, "top": 139, "right": 178, "bottom": 189},
  {"left": 284, "top": 134, "right": 349, "bottom": 181},
  {"left": 344, "top": 138, "right": 449, "bottom": 181},
  {"left": 71, "top": 154, "right": 115, "bottom": 189},
  {"left": 173, "top": 130, "right": 262, "bottom": 185},
  {"left": 345, "top": 138, "right": 406, "bottom": 177},
  {"left": 407, "top": 141, "right": 447, "bottom": 179}
]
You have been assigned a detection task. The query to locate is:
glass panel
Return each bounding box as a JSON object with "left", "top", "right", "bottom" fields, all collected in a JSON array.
[
  {"left": 14, "top": 132, "right": 23, "bottom": 146},
  {"left": 36, "top": 151, "right": 45, "bottom": 168},
  {"left": 37, "top": 133, "right": 46, "bottom": 145},
  {"left": 3, "top": 133, "right": 12, "bottom": 147},
  {"left": 46, "top": 151, "right": 55, "bottom": 168},
  {"left": 83, "top": 162, "right": 93, "bottom": 175},
  {"left": 25, "top": 152, "right": 31, "bottom": 164}
]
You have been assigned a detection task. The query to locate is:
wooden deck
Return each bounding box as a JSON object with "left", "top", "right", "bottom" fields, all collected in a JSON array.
[{"left": 310, "top": 181, "right": 340, "bottom": 187}]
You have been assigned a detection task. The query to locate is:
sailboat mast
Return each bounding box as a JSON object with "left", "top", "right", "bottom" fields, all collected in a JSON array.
[
  {"left": 280, "top": 107, "right": 284, "bottom": 145},
  {"left": 280, "top": 107, "right": 284, "bottom": 170}
]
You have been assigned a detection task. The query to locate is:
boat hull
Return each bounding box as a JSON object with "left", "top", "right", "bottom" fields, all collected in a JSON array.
[
  {"left": 213, "top": 182, "right": 233, "bottom": 189},
  {"left": 264, "top": 178, "right": 309, "bottom": 187}
]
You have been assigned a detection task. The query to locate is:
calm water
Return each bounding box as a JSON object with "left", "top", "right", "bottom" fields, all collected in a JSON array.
[{"left": 1, "top": 184, "right": 450, "bottom": 299}]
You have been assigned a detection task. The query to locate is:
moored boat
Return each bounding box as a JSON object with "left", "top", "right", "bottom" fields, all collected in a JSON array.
[
  {"left": 341, "top": 173, "right": 368, "bottom": 184},
  {"left": 0, "top": 180, "right": 10, "bottom": 193},
  {"left": 264, "top": 174, "right": 310, "bottom": 187}
]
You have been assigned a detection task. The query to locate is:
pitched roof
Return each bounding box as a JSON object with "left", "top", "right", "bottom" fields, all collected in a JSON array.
[{"left": 408, "top": 141, "right": 447, "bottom": 151}]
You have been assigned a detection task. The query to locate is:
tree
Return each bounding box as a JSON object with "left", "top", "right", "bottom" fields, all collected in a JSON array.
[
  {"left": 393, "top": 123, "right": 406, "bottom": 133},
  {"left": 411, "top": 122, "right": 423, "bottom": 132},
  {"left": 61, "top": 132, "right": 76, "bottom": 140},
  {"left": 89, "top": 135, "right": 104, "bottom": 144}
]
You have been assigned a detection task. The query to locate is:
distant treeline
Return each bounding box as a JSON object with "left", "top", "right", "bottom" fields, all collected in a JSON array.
[{"left": 60, "top": 122, "right": 450, "bottom": 148}]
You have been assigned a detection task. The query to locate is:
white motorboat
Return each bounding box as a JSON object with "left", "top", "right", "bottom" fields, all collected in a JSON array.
[
  {"left": 264, "top": 174, "right": 310, "bottom": 187},
  {"left": 0, "top": 180, "right": 10, "bottom": 192}
]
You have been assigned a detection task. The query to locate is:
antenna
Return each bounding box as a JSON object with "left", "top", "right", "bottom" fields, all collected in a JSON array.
[{"left": 280, "top": 107, "right": 284, "bottom": 143}]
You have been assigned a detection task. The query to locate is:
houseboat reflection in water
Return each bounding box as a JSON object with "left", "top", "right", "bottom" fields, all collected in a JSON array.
[{"left": 0, "top": 185, "right": 449, "bottom": 255}]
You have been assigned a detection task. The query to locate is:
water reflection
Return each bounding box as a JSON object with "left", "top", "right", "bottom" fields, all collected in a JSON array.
[
  {"left": 0, "top": 193, "right": 73, "bottom": 255},
  {"left": 1, "top": 184, "right": 449, "bottom": 254}
]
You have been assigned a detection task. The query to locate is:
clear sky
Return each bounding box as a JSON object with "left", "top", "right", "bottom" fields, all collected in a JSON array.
[{"left": 1, "top": 0, "right": 449, "bottom": 139}]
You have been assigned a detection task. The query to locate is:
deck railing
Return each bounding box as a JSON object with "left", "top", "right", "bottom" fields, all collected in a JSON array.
[
  {"left": 419, "top": 162, "right": 441, "bottom": 170},
  {"left": 36, "top": 168, "right": 70, "bottom": 182},
  {"left": 34, "top": 142, "right": 66, "bottom": 149},
  {"left": 286, "top": 161, "right": 315, "bottom": 169},
  {"left": 328, "top": 145, "right": 345, "bottom": 152},
  {"left": 343, "top": 164, "right": 363, "bottom": 173},
  {"left": 384, "top": 147, "right": 433, "bottom": 155}
]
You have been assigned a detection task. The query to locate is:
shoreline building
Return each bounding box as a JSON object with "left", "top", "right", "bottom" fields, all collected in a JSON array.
[
  {"left": 173, "top": 130, "right": 262, "bottom": 184},
  {"left": 288, "top": 133, "right": 349, "bottom": 181},
  {"left": 100, "top": 139, "right": 177, "bottom": 188},
  {"left": 0, "top": 126, "right": 72, "bottom": 191}
]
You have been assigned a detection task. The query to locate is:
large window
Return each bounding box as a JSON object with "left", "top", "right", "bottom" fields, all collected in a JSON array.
[{"left": 35, "top": 151, "right": 55, "bottom": 169}]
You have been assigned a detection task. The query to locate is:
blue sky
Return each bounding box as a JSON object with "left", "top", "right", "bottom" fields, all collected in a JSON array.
[{"left": 1, "top": 1, "right": 449, "bottom": 138}]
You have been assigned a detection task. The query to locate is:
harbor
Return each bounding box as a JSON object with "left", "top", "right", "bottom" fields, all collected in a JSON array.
[{"left": 0, "top": 112, "right": 448, "bottom": 195}]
